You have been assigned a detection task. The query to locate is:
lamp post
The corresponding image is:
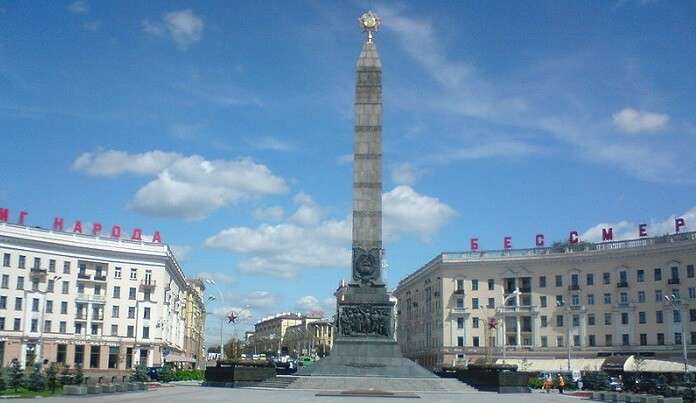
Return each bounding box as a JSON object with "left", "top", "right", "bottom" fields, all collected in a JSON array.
[
  {"left": 556, "top": 300, "right": 572, "bottom": 372},
  {"left": 664, "top": 294, "right": 689, "bottom": 373},
  {"left": 203, "top": 279, "right": 225, "bottom": 360},
  {"left": 499, "top": 288, "right": 521, "bottom": 364}
]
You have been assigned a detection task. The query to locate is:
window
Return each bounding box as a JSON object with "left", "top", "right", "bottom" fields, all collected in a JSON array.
[
  {"left": 127, "top": 325, "right": 135, "bottom": 337},
  {"left": 31, "top": 298, "right": 39, "bottom": 312},
  {"left": 540, "top": 296, "right": 547, "bottom": 308},
  {"left": 620, "top": 292, "right": 628, "bottom": 304},
  {"left": 638, "top": 291, "right": 646, "bottom": 303},
  {"left": 556, "top": 315, "right": 564, "bottom": 327},
  {"left": 16, "top": 276, "right": 24, "bottom": 290},
  {"left": 1, "top": 275, "right": 7, "bottom": 288},
  {"left": 456, "top": 298, "right": 464, "bottom": 308},
  {"left": 571, "top": 294, "right": 580, "bottom": 306},
  {"left": 94, "top": 285, "right": 101, "bottom": 295},
  {"left": 54, "top": 344, "right": 67, "bottom": 364},
  {"left": 44, "top": 320, "right": 51, "bottom": 333},
  {"left": 61, "top": 301, "right": 68, "bottom": 314},
  {"left": 619, "top": 271, "right": 628, "bottom": 284},
  {"left": 143, "top": 307, "right": 151, "bottom": 319},
  {"left": 13, "top": 318, "right": 20, "bottom": 331},
  {"left": 671, "top": 266, "right": 679, "bottom": 281},
  {"left": 128, "top": 307, "right": 135, "bottom": 319},
  {"left": 588, "top": 314, "right": 595, "bottom": 326},
  {"left": 587, "top": 294, "right": 595, "bottom": 305},
  {"left": 49, "top": 259, "right": 56, "bottom": 272},
  {"left": 605, "top": 334, "right": 613, "bottom": 346},
  {"left": 471, "top": 279, "right": 478, "bottom": 291},
  {"left": 557, "top": 336, "right": 564, "bottom": 347},
  {"left": 603, "top": 272, "right": 611, "bottom": 285},
  {"left": 541, "top": 316, "right": 547, "bottom": 327},
  {"left": 639, "top": 312, "right": 646, "bottom": 324},
  {"left": 457, "top": 317, "right": 464, "bottom": 329},
  {"left": 640, "top": 334, "right": 647, "bottom": 346},
  {"left": 47, "top": 279, "right": 54, "bottom": 293},
  {"left": 604, "top": 293, "right": 611, "bottom": 304},
  {"left": 655, "top": 289, "right": 663, "bottom": 302},
  {"left": 675, "top": 333, "right": 682, "bottom": 345},
  {"left": 75, "top": 323, "right": 82, "bottom": 334},
  {"left": 2, "top": 254, "right": 9, "bottom": 267},
  {"left": 33, "top": 257, "right": 40, "bottom": 269},
  {"left": 111, "top": 325, "right": 118, "bottom": 336},
  {"left": 456, "top": 279, "right": 464, "bottom": 291},
  {"left": 59, "top": 321, "right": 66, "bottom": 333},
  {"left": 129, "top": 268, "right": 137, "bottom": 280},
  {"left": 62, "top": 281, "right": 69, "bottom": 294},
  {"left": 112, "top": 306, "right": 119, "bottom": 318},
  {"left": 556, "top": 295, "right": 564, "bottom": 306},
  {"left": 689, "top": 288, "right": 696, "bottom": 300},
  {"left": 571, "top": 273, "right": 579, "bottom": 287},
  {"left": 142, "top": 326, "right": 150, "bottom": 339},
  {"left": 586, "top": 273, "right": 594, "bottom": 286},
  {"left": 90, "top": 346, "right": 100, "bottom": 368},
  {"left": 637, "top": 270, "right": 645, "bottom": 282},
  {"left": 113, "top": 286, "right": 120, "bottom": 299},
  {"left": 18, "top": 255, "right": 25, "bottom": 269},
  {"left": 673, "top": 310, "right": 681, "bottom": 323},
  {"left": 688, "top": 265, "right": 694, "bottom": 278},
  {"left": 114, "top": 267, "right": 122, "bottom": 279},
  {"left": 656, "top": 310, "right": 664, "bottom": 324},
  {"left": 129, "top": 287, "right": 136, "bottom": 300},
  {"left": 621, "top": 312, "right": 629, "bottom": 325},
  {"left": 30, "top": 319, "right": 38, "bottom": 332},
  {"left": 77, "top": 284, "right": 84, "bottom": 294},
  {"left": 654, "top": 268, "right": 662, "bottom": 281},
  {"left": 91, "top": 324, "right": 99, "bottom": 335},
  {"left": 143, "top": 289, "right": 151, "bottom": 301},
  {"left": 573, "top": 335, "right": 580, "bottom": 346},
  {"left": 108, "top": 346, "right": 119, "bottom": 368},
  {"left": 63, "top": 261, "right": 70, "bottom": 274},
  {"left": 572, "top": 314, "right": 579, "bottom": 327},
  {"left": 657, "top": 333, "right": 665, "bottom": 345},
  {"left": 0, "top": 296, "right": 5, "bottom": 309},
  {"left": 555, "top": 275, "right": 562, "bottom": 287},
  {"left": 487, "top": 298, "right": 495, "bottom": 308},
  {"left": 457, "top": 336, "right": 464, "bottom": 347},
  {"left": 74, "top": 345, "right": 84, "bottom": 367},
  {"left": 588, "top": 335, "right": 596, "bottom": 347},
  {"left": 690, "top": 309, "right": 696, "bottom": 322},
  {"left": 541, "top": 336, "right": 548, "bottom": 347},
  {"left": 472, "top": 317, "right": 479, "bottom": 328},
  {"left": 604, "top": 313, "right": 612, "bottom": 325},
  {"left": 472, "top": 337, "right": 479, "bottom": 347},
  {"left": 14, "top": 297, "right": 22, "bottom": 311},
  {"left": 487, "top": 279, "right": 494, "bottom": 290},
  {"left": 472, "top": 298, "right": 479, "bottom": 309},
  {"left": 31, "top": 280, "right": 38, "bottom": 291},
  {"left": 539, "top": 276, "right": 546, "bottom": 288}
]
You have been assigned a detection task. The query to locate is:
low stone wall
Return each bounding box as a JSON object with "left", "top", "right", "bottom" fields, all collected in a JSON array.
[
  {"left": 589, "top": 391, "right": 683, "bottom": 403},
  {"left": 204, "top": 364, "right": 276, "bottom": 387},
  {"left": 455, "top": 364, "right": 530, "bottom": 393}
]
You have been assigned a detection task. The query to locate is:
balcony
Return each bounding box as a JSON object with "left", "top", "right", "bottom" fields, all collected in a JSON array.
[
  {"left": 76, "top": 293, "right": 105, "bottom": 303},
  {"left": 449, "top": 306, "right": 468, "bottom": 314},
  {"left": 91, "top": 314, "right": 104, "bottom": 321},
  {"left": 668, "top": 278, "right": 680, "bottom": 285},
  {"left": 77, "top": 272, "right": 91, "bottom": 280},
  {"left": 616, "top": 282, "right": 629, "bottom": 288},
  {"left": 30, "top": 267, "right": 47, "bottom": 282},
  {"left": 75, "top": 312, "right": 88, "bottom": 320},
  {"left": 568, "top": 285, "right": 581, "bottom": 291},
  {"left": 453, "top": 289, "right": 465, "bottom": 295},
  {"left": 498, "top": 305, "right": 539, "bottom": 314},
  {"left": 93, "top": 275, "right": 107, "bottom": 282},
  {"left": 139, "top": 279, "right": 157, "bottom": 291}
]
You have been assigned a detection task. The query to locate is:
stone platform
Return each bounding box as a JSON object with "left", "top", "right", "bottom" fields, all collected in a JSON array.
[
  {"left": 296, "top": 339, "right": 435, "bottom": 378},
  {"left": 287, "top": 376, "right": 477, "bottom": 392}
]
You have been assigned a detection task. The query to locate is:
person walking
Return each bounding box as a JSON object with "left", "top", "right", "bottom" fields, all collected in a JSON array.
[
  {"left": 558, "top": 374, "right": 566, "bottom": 394},
  {"left": 543, "top": 376, "right": 552, "bottom": 393}
]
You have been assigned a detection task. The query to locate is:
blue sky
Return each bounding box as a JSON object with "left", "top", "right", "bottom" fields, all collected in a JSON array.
[{"left": 1, "top": 0, "right": 695, "bottom": 341}]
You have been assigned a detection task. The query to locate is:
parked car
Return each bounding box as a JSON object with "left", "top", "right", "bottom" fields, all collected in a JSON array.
[
  {"left": 608, "top": 377, "right": 623, "bottom": 392},
  {"left": 147, "top": 366, "right": 162, "bottom": 381}
]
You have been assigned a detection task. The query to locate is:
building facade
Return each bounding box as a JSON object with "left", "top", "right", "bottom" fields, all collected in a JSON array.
[
  {"left": 284, "top": 319, "right": 334, "bottom": 358},
  {"left": 394, "top": 232, "right": 696, "bottom": 370},
  {"left": 249, "top": 313, "right": 318, "bottom": 355},
  {"left": 0, "top": 222, "right": 204, "bottom": 375},
  {"left": 182, "top": 279, "right": 206, "bottom": 369}
]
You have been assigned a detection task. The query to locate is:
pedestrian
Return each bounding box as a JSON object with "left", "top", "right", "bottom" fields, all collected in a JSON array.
[
  {"left": 558, "top": 374, "right": 566, "bottom": 394},
  {"left": 543, "top": 376, "right": 552, "bottom": 393}
]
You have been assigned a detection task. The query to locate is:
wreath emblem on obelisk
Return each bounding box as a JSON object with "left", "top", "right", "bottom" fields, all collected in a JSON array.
[{"left": 352, "top": 247, "right": 381, "bottom": 284}]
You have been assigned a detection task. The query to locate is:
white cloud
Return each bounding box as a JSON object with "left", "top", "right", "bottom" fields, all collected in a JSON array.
[
  {"left": 295, "top": 295, "right": 335, "bottom": 318},
  {"left": 143, "top": 9, "right": 204, "bottom": 50},
  {"left": 205, "top": 186, "right": 455, "bottom": 277},
  {"left": 242, "top": 291, "right": 276, "bottom": 309},
  {"left": 252, "top": 206, "right": 285, "bottom": 222},
  {"left": 383, "top": 185, "right": 456, "bottom": 242},
  {"left": 613, "top": 107, "right": 669, "bottom": 133},
  {"left": 170, "top": 244, "right": 192, "bottom": 261},
  {"left": 249, "top": 136, "right": 295, "bottom": 152},
  {"left": 391, "top": 162, "right": 417, "bottom": 185},
  {"left": 73, "top": 150, "right": 287, "bottom": 220},
  {"left": 197, "top": 271, "right": 235, "bottom": 286},
  {"left": 336, "top": 154, "right": 353, "bottom": 165},
  {"left": 67, "top": 0, "right": 88, "bottom": 14},
  {"left": 438, "top": 141, "right": 546, "bottom": 162},
  {"left": 581, "top": 206, "right": 696, "bottom": 242}
]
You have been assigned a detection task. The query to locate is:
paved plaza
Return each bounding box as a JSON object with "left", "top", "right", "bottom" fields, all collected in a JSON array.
[{"left": 9, "top": 385, "right": 581, "bottom": 403}]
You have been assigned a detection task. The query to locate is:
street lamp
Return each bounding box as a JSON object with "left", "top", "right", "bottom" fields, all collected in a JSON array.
[
  {"left": 556, "top": 299, "right": 572, "bottom": 372},
  {"left": 664, "top": 294, "right": 689, "bottom": 373},
  {"left": 499, "top": 288, "right": 521, "bottom": 364},
  {"left": 203, "top": 279, "right": 226, "bottom": 360}
]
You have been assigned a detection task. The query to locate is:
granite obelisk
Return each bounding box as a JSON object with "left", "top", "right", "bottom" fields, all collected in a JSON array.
[{"left": 299, "top": 11, "right": 434, "bottom": 378}]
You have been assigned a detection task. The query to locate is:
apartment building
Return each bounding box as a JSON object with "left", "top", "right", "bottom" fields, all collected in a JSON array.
[
  {"left": 394, "top": 232, "right": 696, "bottom": 370},
  {"left": 0, "top": 222, "right": 205, "bottom": 376}
]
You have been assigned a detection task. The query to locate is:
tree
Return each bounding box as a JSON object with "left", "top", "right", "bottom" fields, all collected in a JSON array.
[
  {"left": 158, "top": 364, "right": 176, "bottom": 383},
  {"left": 59, "top": 365, "right": 73, "bottom": 386},
  {"left": 224, "top": 338, "right": 244, "bottom": 359},
  {"left": 7, "top": 359, "right": 24, "bottom": 392},
  {"left": 0, "top": 368, "right": 6, "bottom": 391},
  {"left": 73, "top": 365, "right": 84, "bottom": 385},
  {"left": 45, "top": 363, "right": 60, "bottom": 392},
  {"left": 130, "top": 363, "right": 149, "bottom": 382},
  {"left": 25, "top": 363, "right": 46, "bottom": 391}
]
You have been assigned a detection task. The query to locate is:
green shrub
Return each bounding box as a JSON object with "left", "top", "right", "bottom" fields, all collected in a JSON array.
[
  {"left": 174, "top": 369, "right": 204, "bottom": 381},
  {"left": 73, "top": 365, "right": 84, "bottom": 385},
  {"left": 8, "top": 359, "right": 24, "bottom": 392},
  {"left": 130, "top": 363, "right": 149, "bottom": 382},
  {"left": 25, "top": 363, "right": 46, "bottom": 391},
  {"left": 159, "top": 365, "right": 176, "bottom": 383},
  {"left": 45, "top": 363, "right": 60, "bottom": 392},
  {"left": 528, "top": 378, "right": 544, "bottom": 389}
]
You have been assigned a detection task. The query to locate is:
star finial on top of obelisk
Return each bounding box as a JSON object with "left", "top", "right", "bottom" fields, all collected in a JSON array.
[{"left": 358, "top": 10, "right": 380, "bottom": 43}]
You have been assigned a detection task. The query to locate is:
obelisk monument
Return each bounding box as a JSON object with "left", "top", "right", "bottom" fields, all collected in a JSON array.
[{"left": 299, "top": 11, "right": 434, "bottom": 378}]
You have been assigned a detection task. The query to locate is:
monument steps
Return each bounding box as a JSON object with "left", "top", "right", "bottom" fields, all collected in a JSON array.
[
  {"left": 253, "top": 375, "right": 298, "bottom": 389},
  {"left": 288, "top": 376, "right": 479, "bottom": 392}
]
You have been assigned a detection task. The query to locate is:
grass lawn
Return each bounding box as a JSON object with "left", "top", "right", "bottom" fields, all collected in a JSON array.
[{"left": 0, "top": 387, "right": 63, "bottom": 397}]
